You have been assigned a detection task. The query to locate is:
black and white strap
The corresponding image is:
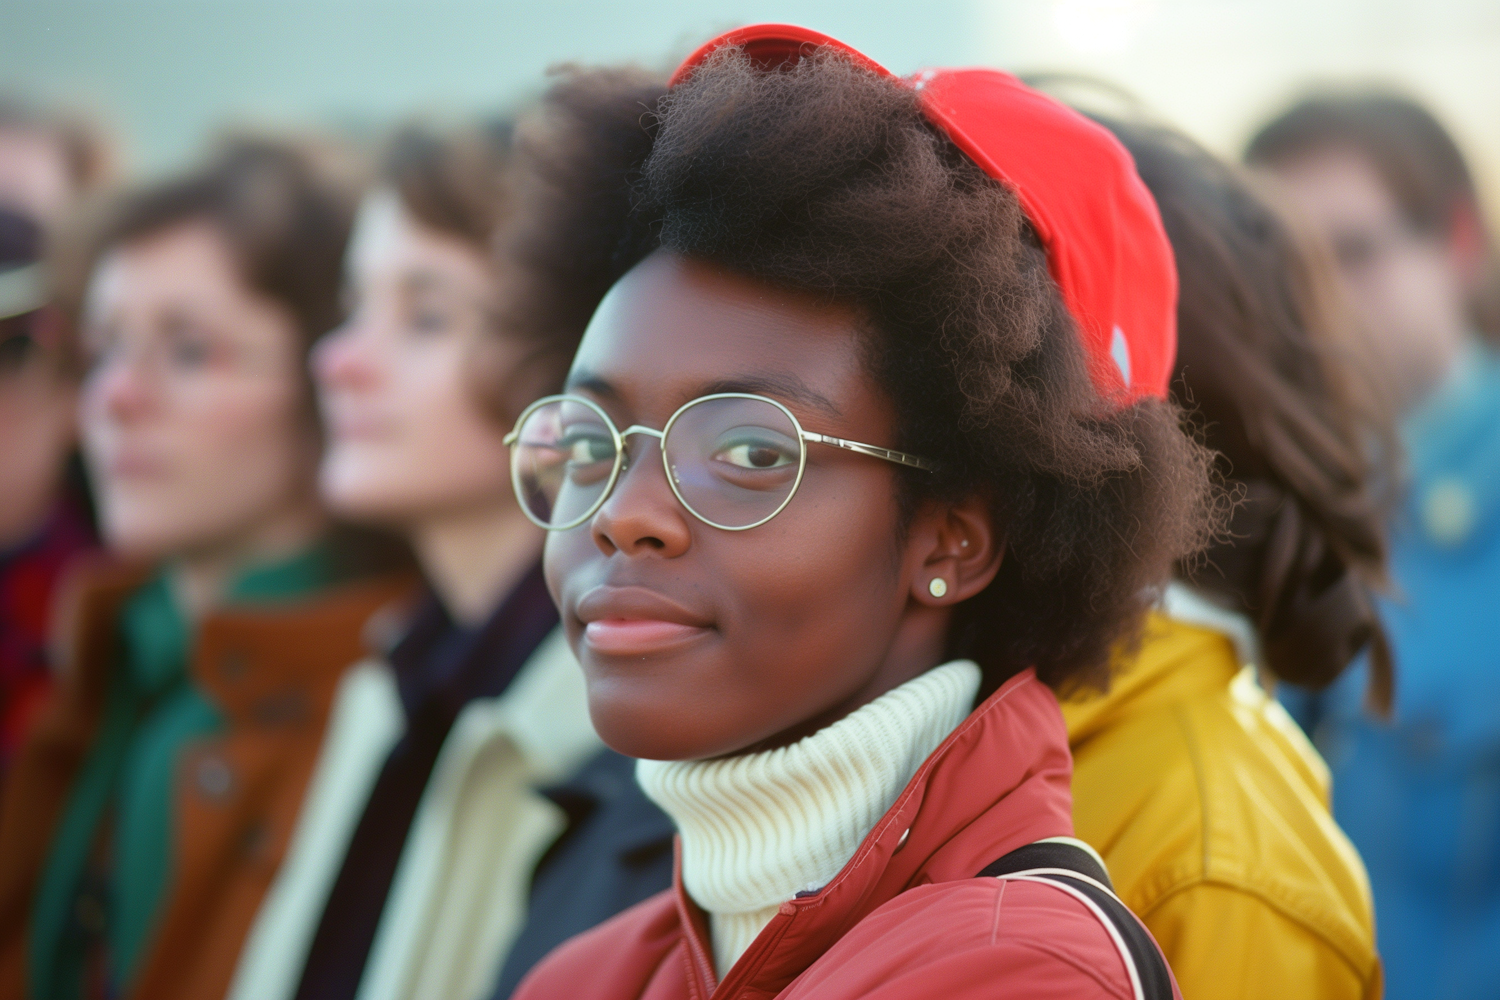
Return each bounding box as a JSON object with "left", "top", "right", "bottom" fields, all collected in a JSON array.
[{"left": 977, "top": 838, "right": 1174, "bottom": 1000}]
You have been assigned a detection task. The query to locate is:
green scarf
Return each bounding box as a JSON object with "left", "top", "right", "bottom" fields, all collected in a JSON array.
[{"left": 29, "top": 543, "right": 342, "bottom": 1000}]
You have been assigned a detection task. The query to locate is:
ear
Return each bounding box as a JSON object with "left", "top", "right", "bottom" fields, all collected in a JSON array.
[
  {"left": 1447, "top": 199, "right": 1487, "bottom": 284},
  {"left": 907, "top": 495, "right": 1004, "bottom": 607}
]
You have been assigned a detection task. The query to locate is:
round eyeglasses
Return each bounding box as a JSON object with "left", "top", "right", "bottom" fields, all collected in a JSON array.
[{"left": 503, "top": 393, "right": 937, "bottom": 531}]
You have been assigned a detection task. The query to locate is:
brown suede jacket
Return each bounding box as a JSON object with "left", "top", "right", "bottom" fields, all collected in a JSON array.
[{"left": 0, "top": 557, "right": 416, "bottom": 1000}]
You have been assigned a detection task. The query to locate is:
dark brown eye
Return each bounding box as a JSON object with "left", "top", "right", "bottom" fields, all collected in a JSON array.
[{"left": 715, "top": 435, "right": 796, "bottom": 470}]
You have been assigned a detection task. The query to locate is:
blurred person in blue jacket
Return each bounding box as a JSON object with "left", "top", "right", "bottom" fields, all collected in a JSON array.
[{"left": 1249, "top": 92, "right": 1500, "bottom": 1000}]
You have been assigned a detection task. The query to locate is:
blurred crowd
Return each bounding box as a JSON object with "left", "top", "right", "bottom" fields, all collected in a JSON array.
[{"left": 0, "top": 23, "right": 1496, "bottom": 1000}]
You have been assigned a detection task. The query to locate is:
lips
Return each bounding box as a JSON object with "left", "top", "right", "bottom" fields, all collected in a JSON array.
[{"left": 575, "top": 585, "right": 714, "bottom": 657}]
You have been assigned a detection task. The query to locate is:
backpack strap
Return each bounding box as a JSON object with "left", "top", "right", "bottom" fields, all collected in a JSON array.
[{"left": 977, "top": 838, "right": 1174, "bottom": 1000}]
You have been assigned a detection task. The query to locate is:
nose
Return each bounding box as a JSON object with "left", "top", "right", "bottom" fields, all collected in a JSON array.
[
  {"left": 590, "top": 437, "right": 693, "bottom": 559},
  {"left": 88, "top": 355, "right": 156, "bottom": 424},
  {"left": 310, "top": 322, "right": 378, "bottom": 393}
]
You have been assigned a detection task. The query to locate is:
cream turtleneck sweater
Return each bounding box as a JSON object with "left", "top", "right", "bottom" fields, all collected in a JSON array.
[{"left": 637, "top": 660, "right": 982, "bottom": 977}]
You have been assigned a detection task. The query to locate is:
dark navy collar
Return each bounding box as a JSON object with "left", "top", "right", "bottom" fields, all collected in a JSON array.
[
  {"left": 541, "top": 748, "right": 677, "bottom": 860},
  {"left": 388, "top": 561, "right": 558, "bottom": 722}
]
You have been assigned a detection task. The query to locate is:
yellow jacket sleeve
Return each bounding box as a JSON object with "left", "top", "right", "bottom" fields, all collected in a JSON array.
[{"left": 1144, "top": 882, "right": 1382, "bottom": 1000}]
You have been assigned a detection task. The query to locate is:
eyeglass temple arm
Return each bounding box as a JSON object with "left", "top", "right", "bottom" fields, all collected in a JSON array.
[
  {"left": 502, "top": 421, "right": 934, "bottom": 472},
  {"left": 801, "top": 431, "right": 937, "bottom": 472}
]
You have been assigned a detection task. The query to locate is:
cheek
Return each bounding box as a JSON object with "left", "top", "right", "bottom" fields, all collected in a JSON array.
[
  {"left": 1397, "top": 252, "right": 1467, "bottom": 321},
  {"left": 1356, "top": 252, "right": 1463, "bottom": 344},
  {"left": 323, "top": 352, "right": 511, "bottom": 518},
  {"left": 77, "top": 373, "right": 115, "bottom": 458},
  {"left": 179, "top": 378, "right": 311, "bottom": 479},
  {"left": 714, "top": 469, "right": 906, "bottom": 690},
  {"left": 406, "top": 393, "right": 511, "bottom": 498},
  {"left": 98, "top": 379, "right": 313, "bottom": 553}
]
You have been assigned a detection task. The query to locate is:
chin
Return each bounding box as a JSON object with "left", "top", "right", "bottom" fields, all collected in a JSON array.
[
  {"left": 318, "top": 464, "right": 412, "bottom": 524},
  {"left": 584, "top": 681, "right": 769, "bottom": 762},
  {"left": 100, "top": 507, "right": 200, "bottom": 562},
  {"left": 586, "top": 689, "right": 704, "bottom": 761}
]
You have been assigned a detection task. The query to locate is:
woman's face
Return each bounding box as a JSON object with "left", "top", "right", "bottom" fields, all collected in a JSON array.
[
  {"left": 546, "top": 251, "right": 997, "bottom": 761},
  {"left": 1266, "top": 149, "right": 1472, "bottom": 409},
  {"left": 80, "top": 220, "right": 316, "bottom": 560},
  {"left": 314, "top": 192, "right": 518, "bottom": 525}
]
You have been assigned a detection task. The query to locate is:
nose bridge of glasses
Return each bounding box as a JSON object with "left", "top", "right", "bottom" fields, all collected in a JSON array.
[
  {"left": 613, "top": 424, "right": 666, "bottom": 478},
  {"left": 615, "top": 424, "right": 662, "bottom": 467},
  {"left": 599, "top": 423, "right": 679, "bottom": 524},
  {"left": 620, "top": 424, "right": 665, "bottom": 442}
]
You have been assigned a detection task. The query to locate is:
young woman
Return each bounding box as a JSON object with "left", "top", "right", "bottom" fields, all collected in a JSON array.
[
  {"left": 501, "top": 26, "right": 1217, "bottom": 1000},
  {"left": 0, "top": 138, "right": 413, "bottom": 1000},
  {"left": 1061, "top": 118, "right": 1393, "bottom": 1000},
  {"left": 1249, "top": 93, "right": 1500, "bottom": 1000},
  {"left": 229, "top": 104, "right": 674, "bottom": 1000}
]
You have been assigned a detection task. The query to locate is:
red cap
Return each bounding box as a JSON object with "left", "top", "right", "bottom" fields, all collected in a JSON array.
[{"left": 671, "top": 24, "right": 1177, "bottom": 404}]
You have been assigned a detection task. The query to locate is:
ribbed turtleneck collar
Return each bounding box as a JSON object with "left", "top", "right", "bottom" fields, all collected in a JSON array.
[{"left": 637, "top": 660, "right": 981, "bottom": 977}]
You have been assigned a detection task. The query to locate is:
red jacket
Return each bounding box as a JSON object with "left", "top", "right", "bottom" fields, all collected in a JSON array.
[{"left": 514, "top": 669, "right": 1182, "bottom": 1000}]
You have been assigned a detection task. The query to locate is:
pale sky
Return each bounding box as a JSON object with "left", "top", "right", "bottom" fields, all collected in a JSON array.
[{"left": 4, "top": 0, "right": 1497, "bottom": 211}]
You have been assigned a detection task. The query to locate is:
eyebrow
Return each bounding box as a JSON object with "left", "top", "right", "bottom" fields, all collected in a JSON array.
[{"left": 564, "top": 369, "right": 842, "bottom": 421}]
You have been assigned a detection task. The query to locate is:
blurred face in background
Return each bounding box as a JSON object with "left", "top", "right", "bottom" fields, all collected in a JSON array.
[
  {"left": 1266, "top": 149, "right": 1471, "bottom": 411},
  {"left": 0, "top": 127, "right": 74, "bottom": 224},
  {"left": 313, "top": 191, "right": 518, "bottom": 527},
  {"left": 80, "top": 220, "right": 319, "bottom": 560}
]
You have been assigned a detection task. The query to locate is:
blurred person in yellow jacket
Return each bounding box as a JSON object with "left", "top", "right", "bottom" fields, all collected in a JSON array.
[{"left": 1064, "top": 118, "right": 1394, "bottom": 1000}]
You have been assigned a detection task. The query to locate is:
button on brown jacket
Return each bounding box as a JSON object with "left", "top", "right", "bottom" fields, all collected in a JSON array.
[{"left": 0, "top": 557, "right": 416, "bottom": 1000}]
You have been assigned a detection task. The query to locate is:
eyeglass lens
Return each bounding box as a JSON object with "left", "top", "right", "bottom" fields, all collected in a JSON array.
[
  {"left": 511, "top": 395, "right": 804, "bottom": 530},
  {"left": 513, "top": 398, "right": 618, "bottom": 528},
  {"left": 664, "top": 395, "right": 801, "bottom": 528}
]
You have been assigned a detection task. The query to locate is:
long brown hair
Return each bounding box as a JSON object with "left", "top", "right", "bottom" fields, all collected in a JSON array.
[
  {"left": 1106, "top": 117, "right": 1396, "bottom": 710},
  {"left": 1246, "top": 91, "right": 1500, "bottom": 344},
  {"left": 378, "top": 116, "right": 619, "bottom": 428},
  {"left": 382, "top": 119, "right": 514, "bottom": 251}
]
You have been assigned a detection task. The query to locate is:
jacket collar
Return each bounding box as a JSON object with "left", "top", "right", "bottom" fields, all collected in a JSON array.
[
  {"left": 483, "top": 626, "right": 601, "bottom": 783},
  {"left": 55, "top": 556, "right": 419, "bottom": 727},
  {"left": 387, "top": 563, "right": 559, "bottom": 723},
  {"left": 50, "top": 557, "right": 153, "bottom": 703},
  {"left": 687, "top": 667, "right": 1073, "bottom": 997},
  {"left": 542, "top": 748, "right": 677, "bottom": 862},
  {"left": 191, "top": 572, "right": 419, "bottom": 726},
  {"left": 1062, "top": 594, "right": 1247, "bottom": 748}
]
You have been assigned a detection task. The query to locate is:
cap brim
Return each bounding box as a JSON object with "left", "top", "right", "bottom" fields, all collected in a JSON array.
[{"left": 670, "top": 24, "right": 892, "bottom": 87}]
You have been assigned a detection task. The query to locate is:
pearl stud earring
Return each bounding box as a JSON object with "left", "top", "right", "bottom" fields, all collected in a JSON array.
[{"left": 928, "top": 578, "right": 948, "bottom": 598}]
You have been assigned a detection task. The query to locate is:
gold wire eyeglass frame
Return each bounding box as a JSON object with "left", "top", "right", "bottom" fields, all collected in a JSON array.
[{"left": 503, "top": 392, "right": 937, "bottom": 532}]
